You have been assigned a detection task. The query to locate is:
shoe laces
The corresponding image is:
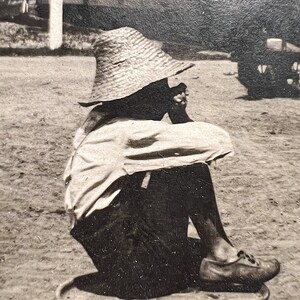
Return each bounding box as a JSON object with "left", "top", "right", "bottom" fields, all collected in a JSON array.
[{"left": 238, "top": 250, "right": 259, "bottom": 265}]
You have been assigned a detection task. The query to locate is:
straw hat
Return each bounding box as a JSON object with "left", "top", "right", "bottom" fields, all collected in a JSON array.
[{"left": 82, "top": 27, "right": 194, "bottom": 106}]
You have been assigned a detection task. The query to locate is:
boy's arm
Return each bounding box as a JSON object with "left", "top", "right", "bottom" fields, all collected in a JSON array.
[{"left": 167, "top": 83, "right": 194, "bottom": 124}]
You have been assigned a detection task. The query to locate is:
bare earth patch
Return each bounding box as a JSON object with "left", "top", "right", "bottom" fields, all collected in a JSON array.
[{"left": 0, "top": 57, "right": 299, "bottom": 299}]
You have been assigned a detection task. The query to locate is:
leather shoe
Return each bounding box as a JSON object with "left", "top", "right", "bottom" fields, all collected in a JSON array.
[{"left": 199, "top": 250, "right": 280, "bottom": 284}]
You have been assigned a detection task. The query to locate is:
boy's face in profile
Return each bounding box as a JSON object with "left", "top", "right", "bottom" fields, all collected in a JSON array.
[{"left": 114, "top": 79, "right": 188, "bottom": 121}]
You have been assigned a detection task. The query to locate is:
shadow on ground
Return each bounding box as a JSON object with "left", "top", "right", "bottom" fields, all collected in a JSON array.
[
  {"left": 56, "top": 273, "right": 270, "bottom": 300},
  {"left": 236, "top": 86, "right": 300, "bottom": 101}
]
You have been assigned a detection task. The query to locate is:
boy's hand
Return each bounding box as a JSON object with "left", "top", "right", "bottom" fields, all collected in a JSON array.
[{"left": 168, "top": 83, "right": 193, "bottom": 123}]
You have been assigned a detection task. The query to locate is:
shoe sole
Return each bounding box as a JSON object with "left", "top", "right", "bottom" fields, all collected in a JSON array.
[{"left": 198, "top": 282, "right": 270, "bottom": 300}]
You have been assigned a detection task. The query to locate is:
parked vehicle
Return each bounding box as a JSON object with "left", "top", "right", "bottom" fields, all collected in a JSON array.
[{"left": 231, "top": 38, "right": 300, "bottom": 98}]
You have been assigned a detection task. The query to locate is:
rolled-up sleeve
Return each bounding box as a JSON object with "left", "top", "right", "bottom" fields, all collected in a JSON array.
[{"left": 123, "top": 120, "right": 234, "bottom": 175}]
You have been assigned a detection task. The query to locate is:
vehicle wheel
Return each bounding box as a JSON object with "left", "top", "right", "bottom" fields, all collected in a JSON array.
[
  {"left": 238, "top": 61, "right": 273, "bottom": 90},
  {"left": 248, "top": 87, "right": 263, "bottom": 99}
]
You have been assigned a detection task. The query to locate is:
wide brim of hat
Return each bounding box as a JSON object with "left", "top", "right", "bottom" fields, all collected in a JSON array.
[
  {"left": 90, "top": 60, "right": 194, "bottom": 103},
  {"left": 80, "top": 27, "right": 194, "bottom": 106}
]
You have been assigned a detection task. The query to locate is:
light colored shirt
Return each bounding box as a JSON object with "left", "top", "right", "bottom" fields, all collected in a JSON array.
[{"left": 64, "top": 118, "right": 234, "bottom": 224}]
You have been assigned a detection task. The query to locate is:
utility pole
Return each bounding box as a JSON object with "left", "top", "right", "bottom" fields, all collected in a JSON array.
[{"left": 49, "top": 0, "right": 63, "bottom": 50}]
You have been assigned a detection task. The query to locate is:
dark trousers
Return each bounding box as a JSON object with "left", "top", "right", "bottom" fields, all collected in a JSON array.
[{"left": 71, "top": 164, "right": 214, "bottom": 298}]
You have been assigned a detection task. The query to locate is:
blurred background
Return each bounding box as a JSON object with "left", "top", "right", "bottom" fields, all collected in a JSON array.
[{"left": 1, "top": 0, "right": 300, "bottom": 51}]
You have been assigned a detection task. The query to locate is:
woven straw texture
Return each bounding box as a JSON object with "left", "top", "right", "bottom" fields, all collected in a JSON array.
[{"left": 87, "top": 27, "right": 194, "bottom": 104}]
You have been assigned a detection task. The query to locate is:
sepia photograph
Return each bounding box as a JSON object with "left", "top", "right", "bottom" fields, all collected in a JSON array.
[{"left": 0, "top": 1, "right": 299, "bottom": 299}]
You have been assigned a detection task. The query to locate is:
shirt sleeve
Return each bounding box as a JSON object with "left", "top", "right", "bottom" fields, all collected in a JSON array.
[{"left": 122, "top": 120, "right": 234, "bottom": 175}]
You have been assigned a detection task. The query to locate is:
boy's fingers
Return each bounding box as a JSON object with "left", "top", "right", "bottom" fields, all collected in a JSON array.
[
  {"left": 173, "top": 93, "right": 188, "bottom": 103},
  {"left": 173, "top": 95, "right": 183, "bottom": 102}
]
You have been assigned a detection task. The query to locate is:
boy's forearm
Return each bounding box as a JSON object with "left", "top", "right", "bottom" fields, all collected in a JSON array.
[{"left": 169, "top": 110, "right": 194, "bottom": 124}]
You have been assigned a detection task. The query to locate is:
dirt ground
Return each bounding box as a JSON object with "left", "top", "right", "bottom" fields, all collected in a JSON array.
[{"left": 0, "top": 57, "right": 299, "bottom": 300}]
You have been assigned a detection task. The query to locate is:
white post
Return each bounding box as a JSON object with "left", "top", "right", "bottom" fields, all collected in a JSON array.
[{"left": 49, "top": 0, "right": 63, "bottom": 50}]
